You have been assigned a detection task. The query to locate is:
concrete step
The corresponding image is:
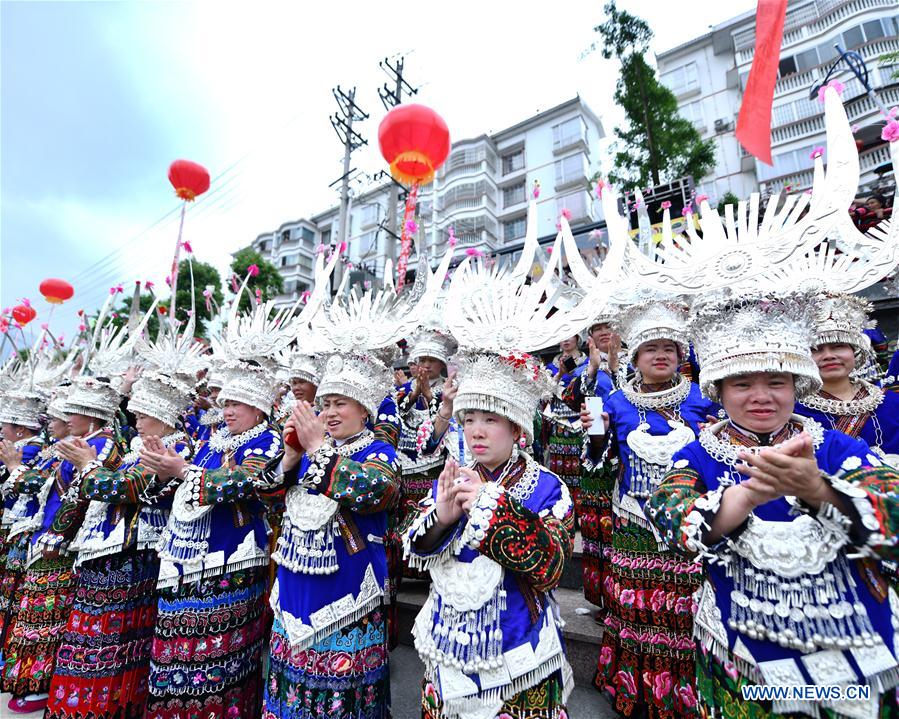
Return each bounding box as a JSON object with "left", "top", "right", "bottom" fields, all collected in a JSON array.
[{"left": 395, "top": 581, "right": 604, "bottom": 688}]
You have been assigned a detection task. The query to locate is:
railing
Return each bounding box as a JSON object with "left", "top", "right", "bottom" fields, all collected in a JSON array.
[
  {"left": 735, "top": 0, "right": 895, "bottom": 62},
  {"left": 762, "top": 143, "right": 893, "bottom": 195},
  {"left": 439, "top": 161, "right": 489, "bottom": 185},
  {"left": 860, "top": 144, "right": 892, "bottom": 173}
]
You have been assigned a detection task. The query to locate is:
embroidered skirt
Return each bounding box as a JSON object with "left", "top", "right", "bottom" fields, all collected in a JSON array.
[
  {"left": 594, "top": 516, "right": 701, "bottom": 718},
  {"left": 45, "top": 549, "right": 159, "bottom": 719},
  {"left": 0, "top": 533, "right": 31, "bottom": 655},
  {"left": 544, "top": 430, "right": 582, "bottom": 490},
  {"left": 144, "top": 566, "right": 267, "bottom": 719},
  {"left": 577, "top": 461, "right": 616, "bottom": 609},
  {"left": 263, "top": 605, "right": 390, "bottom": 719},
  {"left": 397, "top": 467, "right": 439, "bottom": 582},
  {"left": 421, "top": 669, "right": 569, "bottom": 719},
  {"left": 695, "top": 643, "right": 899, "bottom": 718},
  {"left": 2, "top": 554, "right": 78, "bottom": 696}
]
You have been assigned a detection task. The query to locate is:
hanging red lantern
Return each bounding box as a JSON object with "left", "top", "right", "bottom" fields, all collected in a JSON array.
[
  {"left": 167, "top": 159, "right": 210, "bottom": 202},
  {"left": 378, "top": 104, "right": 450, "bottom": 186},
  {"left": 39, "top": 278, "right": 74, "bottom": 305},
  {"left": 11, "top": 304, "right": 36, "bottom": 326}
]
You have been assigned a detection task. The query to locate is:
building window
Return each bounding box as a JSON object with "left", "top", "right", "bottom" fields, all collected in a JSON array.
[
  {"left": 301, "top": 227, "right": 315, "bottom": 244},
  {"left": 502, "top": 182, "right": 526, "bottom": 208},
  {"left": 502, "top": 150, "right": 525, "bottom": 175},
  {"left": 555, "top": 153, "right": 585, "bottom": 186},
  {"left": 320, "top": 229, "right": 331, "bottom": 247},
  {"left": 555, "top": 191, "right": 588, "bottom": 221},
  {"left": 258, "top": 240, "right": 269, "bottom": 253},
  {"left": 778, "top": 56, "right": 797, "bottom": 78},
  {"left": 280, "top": 253, "right": 300, "bottom": 268},
  {"left": 756, "top": 144, "right": 817, "bottom": 182},
  {"left": 361, "top": 204, "right": 379, "bottom": 227},
  {"left": 358, "top": 231, "right": 377, "bottom": 255},
  {"left": 795, "top": 48, "right": 818, "bottom": 73},
  {"left": 503, "top": 216, "right": 527, "bottom": 242},
  {"left": 679, "top": 100, "right": 705, "bottom": 130},
  {"left": 552, "top": 117, "right": 586, "bottom": 150},
  {"left": 842, "top": 25, "right": 864, "bottom": 50},
  {"left": 661, "top": 62, "right": 699, "bottom": 95}
]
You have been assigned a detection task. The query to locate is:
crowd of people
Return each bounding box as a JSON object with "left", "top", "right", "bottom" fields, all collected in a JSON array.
[{"left": 0, "top": 87, "right": 897, "bottom": 719}]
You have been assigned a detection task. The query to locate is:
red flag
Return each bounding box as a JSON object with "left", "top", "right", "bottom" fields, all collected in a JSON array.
[{"left": 735, "top": 0, "right": 788, "bottom": 165}]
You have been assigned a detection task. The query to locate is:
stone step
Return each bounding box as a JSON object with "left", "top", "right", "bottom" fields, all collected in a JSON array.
[{"left": 395, "top": 581, "right": 604, "bottom": 687}]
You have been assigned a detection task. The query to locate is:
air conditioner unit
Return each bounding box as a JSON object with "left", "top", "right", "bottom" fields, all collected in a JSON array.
[{"left": 714, "top": 118, "right": 730, "bottom": 133}]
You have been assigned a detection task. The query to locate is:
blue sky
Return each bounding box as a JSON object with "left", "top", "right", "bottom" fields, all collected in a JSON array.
[{"left": 1, "top": 0, "right": 752, "bottom": 347}]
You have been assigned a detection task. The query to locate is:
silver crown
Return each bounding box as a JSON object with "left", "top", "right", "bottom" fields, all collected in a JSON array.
[
  {"left": 407, "top": 328, "right": 457, "bottom": 365},
  {"left": 690, "top": 290, "right": 823, "bottom": 402},
  {"left": 813, "top": 292, "right": 873, "bottom": 354},
  {"left": 216, "top": 252, "right": 339, "bottom": 414},
  {"left": 317, "top": 352, "right": 393, "bottom": 419},
  {"left": 309, "top": 247, "right": 452, "bottom": 419},
  {"left": 46, "top": 384, "right": 72, "bottom": 422},
  {"left": 128, "top": 370, "right": 195, "bottom": 429},
  {"left": 615, "top": 301, "right": 690, "bottom": 365},
  {"left": 63, "top": 375, "right": 122, "bottom": 424},
  {"left": 446, "top": 201, "right": 610, "bottom": 438},
  {"left": 0, "top": 389, "right": 45, "bottom": 430},
  {"left": 288, "top": 352, "right": 322, "bottom": 386}
]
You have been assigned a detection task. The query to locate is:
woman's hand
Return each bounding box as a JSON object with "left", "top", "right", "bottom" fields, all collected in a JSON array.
[
  {"left": 449, "top": 466, "right": 485, "bottom": 515},
  {"left": 736, "top": 433, "right": 824, "bottom": 505},
  {"left": 579, "top": 404, "right": 610, "bottom": 433},
  {"left": 281, "top": 415, "right": 302, "bottom": 471},
  {"left": 140, "top": 436, "right": 187, "bottom": 480},
  {"left": 0, "top": 440, "right": 23, "bottom": 470},
  {"left": 56, "top": 438, "right": 98, "bottom": 471},
  {"left": 416, "top": 367, "right": 433, "bottom": 403},
  {"left": 435, "top": 458, "right": 464, "bottom": 527},
  {"left": 291, "top": 401, "right": 325, "bottom": 455},
  {"left": 608, "top": 334, "right": 621, "bottom": 373},
  {"left": 119, "top": 365, "right": 142, "bottom": 395},
  {"left": 586, "top": 337, "right": 602, "bottom": 377},
  {"left": 438, "top": 370, "right": 458, "bottom": 419}
]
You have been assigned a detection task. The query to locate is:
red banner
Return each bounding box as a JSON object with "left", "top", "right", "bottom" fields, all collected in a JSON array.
[{"left": 735, "top": 0, "right": 788, "bottom": 165}]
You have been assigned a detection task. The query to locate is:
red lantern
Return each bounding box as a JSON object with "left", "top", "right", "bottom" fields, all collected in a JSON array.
[
  {"left": 168, "top": 159, "right": 210, "bottom": 202},
  {"left": 378, "top": 104, "right": 450, "bottom": 186},
  {"left": 39, "top": 278, "right": 74, "bottom": 305},
  {"left": 11, "top": 304, "right": 36, "bottom": 326}
]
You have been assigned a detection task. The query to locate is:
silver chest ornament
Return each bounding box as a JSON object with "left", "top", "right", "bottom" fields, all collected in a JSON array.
[{"left": 626, "top": 420, "right": 696, "bottom": 498}]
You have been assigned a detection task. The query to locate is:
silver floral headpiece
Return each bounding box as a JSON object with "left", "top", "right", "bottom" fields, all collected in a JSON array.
[
  {"left": 288, "top": 352, "right": 322, "bottom": 386},
  {"left": 813, "top": 292, "right": 874, "bottom": 357},
  {"left": 446, "top": 201, "right": 614, "bottom": 439},
  {"left": 690, "top": 290, "right": 822, "bottom": 402},
  {"left": 0, "top": 389, "right": 45, "bottom": 430},
  {"left": 615, "top": 300, "right": 689, "bottom": 365}
]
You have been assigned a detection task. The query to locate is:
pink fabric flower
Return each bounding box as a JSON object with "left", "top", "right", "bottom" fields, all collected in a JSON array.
[
  {"left": 594, "top": 179, "right": 607, "bottom": 198},
  {"left": 405, "top": 219, "right": 418, "bottom": 234},
  {"left": 247, "top": 264, "right": 260, "bottom": 277},
  {"left": 78, "top": 323, "right": 87, "bottom": 332},
  {"left": 254, "top": 288, "right": 262, "bottom": 305},
  {"left": 882, "top": 120, "right": 899, "bottom": 143},
  {"left": 181, "top": 240, "right": 193, "bottom": 253},
  {"left": 300, "top": 290, "right": 312, "bottom": 303},
  {"left": 599, "top": 645, "right": 613, "bottom": 666},
  {"left": 202, "top": 289, "right": 212, "bottom": 298},
  {"left": 165, "top": 275, "right": 173, "bottom": 287},
  {"left": 661, "top": 201, "right": 672, "bottom": 210},
  {"left": 615, "top": 670, "right": 637, "bottom": 697},
  {"left": 465, "top": 247, "right": 484, "bottom": 257},
  {"left": 448, "top": 227, "right": 457, "bottom": 247},
  {"left": 619, "top": 589, "right": 635, "bottom": 606},
  {"left": 652, "top": 671, "right": 673, "bottom": 700},
  {"left": 560, "top": 208, "right": 572, "bottom": 220},
  {"left": 722, "top": 661, "right": 739, "bottom": 680},
  {"left": 145, "top": 280, "right": 155, "bottom": 290},
  {"left": 681, "top": 206, "right": 693, "bottom": 217},
  {"left": 678, "top": 684, "right": 698, "bottom": 709},
  {"left": 817, "top": 79, "right": 844, "bottom": 103},
  {"left": 109, "top": 284, "right": 124, "bottom": 295},
  {"left": 649, "top": 588, "right": 666, "bottom": 612},
  {"left": 337, "top": 241, "right": 348, "bottom": 254},
  {"left": 0, "top": 318, "right": 8, "bottom": 334},
  {"left": 810, "top": 146, "right": 824, "bottom": 159},
  {"left": 532, "top": 181, "right": 541, "bottom": 199},
  {"left": 696, "top": 194, "right": 709, "bottom": 204},
  {"left": 40, "top": 322, "right": 49, "bottom": 330},
  {"left": 315, "top": 243, "right": 326, "bottom": 255}
]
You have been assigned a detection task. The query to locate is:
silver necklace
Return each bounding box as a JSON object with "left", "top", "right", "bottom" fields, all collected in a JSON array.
[
  {"left": 208, "top": 421, "right": 267, "bottom": 454},
  {"left": 802, "top": 381, "right": 883, "bottom": 416},
  {"left": 329, "top": 430, "right": 375, "bottom": 457},
  {"left": 699, "top": 416, "right": 825, "bottom": 468},
  {"left": 621, "top": 375, "right": 691, "bottom": 410}
]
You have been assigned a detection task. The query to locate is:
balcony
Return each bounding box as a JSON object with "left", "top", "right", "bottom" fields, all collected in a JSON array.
[
  {"left": 771, "top": 85, "right": 899, "bottom": 145},
  {"left": 440, "top": 160, "right": 491, "bottom": 186},
  {"left": 762, "top": 143, "right": 892, "bottom": 194},
  {"left": 553, "top": 132, "right": 588, "bottom": 157}
]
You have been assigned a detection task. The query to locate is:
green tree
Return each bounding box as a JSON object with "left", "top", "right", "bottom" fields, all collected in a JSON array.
[
  {"left": 591, "top": 1, "right": 716, "bottom": 188},
  {"left": 229, "top": 248, "right": 283, "bottom": 313},
  {"left": 717, "top": 191, "right": 741, "bottom": 214}
]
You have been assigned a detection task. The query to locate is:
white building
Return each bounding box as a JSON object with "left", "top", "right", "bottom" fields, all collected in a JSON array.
[
  {"left": 656, "top": 0, "right": 898, "bottom": 203},
  {"left": 243, "top": 97, "right": 605, "bottom": 306}
]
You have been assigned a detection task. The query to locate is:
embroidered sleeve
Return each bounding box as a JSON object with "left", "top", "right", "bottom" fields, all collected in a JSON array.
[
  {"left": 13, "top": 466, "right": 48, "bottom": 494},
  {"left": 196, "top": 433, "right": 283, "bottom": 506},
  {"left": 561, "top": 373, "right": 586, "bottom": 412},
  {"left": 81, "top": 463, "right": 152, "bottom": 505},
  {"left": 403, "top": 492, "right": 465, "bottom": 569},
  {"left": 462, "top": 482, "right": 574, "bottom": 593},
  {"left": 304, "top": 444, "right": 400, "bottom": 515},
  {"left": 42, "top": 438, "right": 121, "bottom": 551},
  {"left": 647, "top": 458, "right": 738, "bottom": 559},
  {"left": 796, "top": 455, "right": 899, "bottom": 560},
  {"left": 373, "top": 396, "right": 400, "bottom": 449}
]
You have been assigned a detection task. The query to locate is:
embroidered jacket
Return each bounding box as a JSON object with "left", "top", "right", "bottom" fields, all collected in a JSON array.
[
  {"left": 396, "top": 379, "right": 445, "bottom": 474},
  {"left": 796, "top": 389, "right": 899, "bottom": 460},
  {"left": 32, "top": 431, "right": 121, "bottom": 557},
  {"left": 74, "top": 438, "right": 192, "bottom": 565},
  {"left": 156, "top": 422, "right": 283, "bottom": 588},
  {"left": 648, "top": 419, "right": 899, "bottom": 712},
  {"left": 587, "top": 380, "right": 716, "bottom": 527},
  {"left": 271, "top": 430, "right": 400, "bottom": 649},
  {"left": 1, "top": 437, "right": 47, "bottom": 535},
  {"left": 404, "top": 456, "right": 575, "bottom": 719}
]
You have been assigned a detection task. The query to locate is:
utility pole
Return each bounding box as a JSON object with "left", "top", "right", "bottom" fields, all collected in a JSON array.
[
  {"left": 378, "top": 56, "right": 418, "bottom": 269},
  {"left": 329, "top": 86, "right": 368, "bottom": 292}
]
